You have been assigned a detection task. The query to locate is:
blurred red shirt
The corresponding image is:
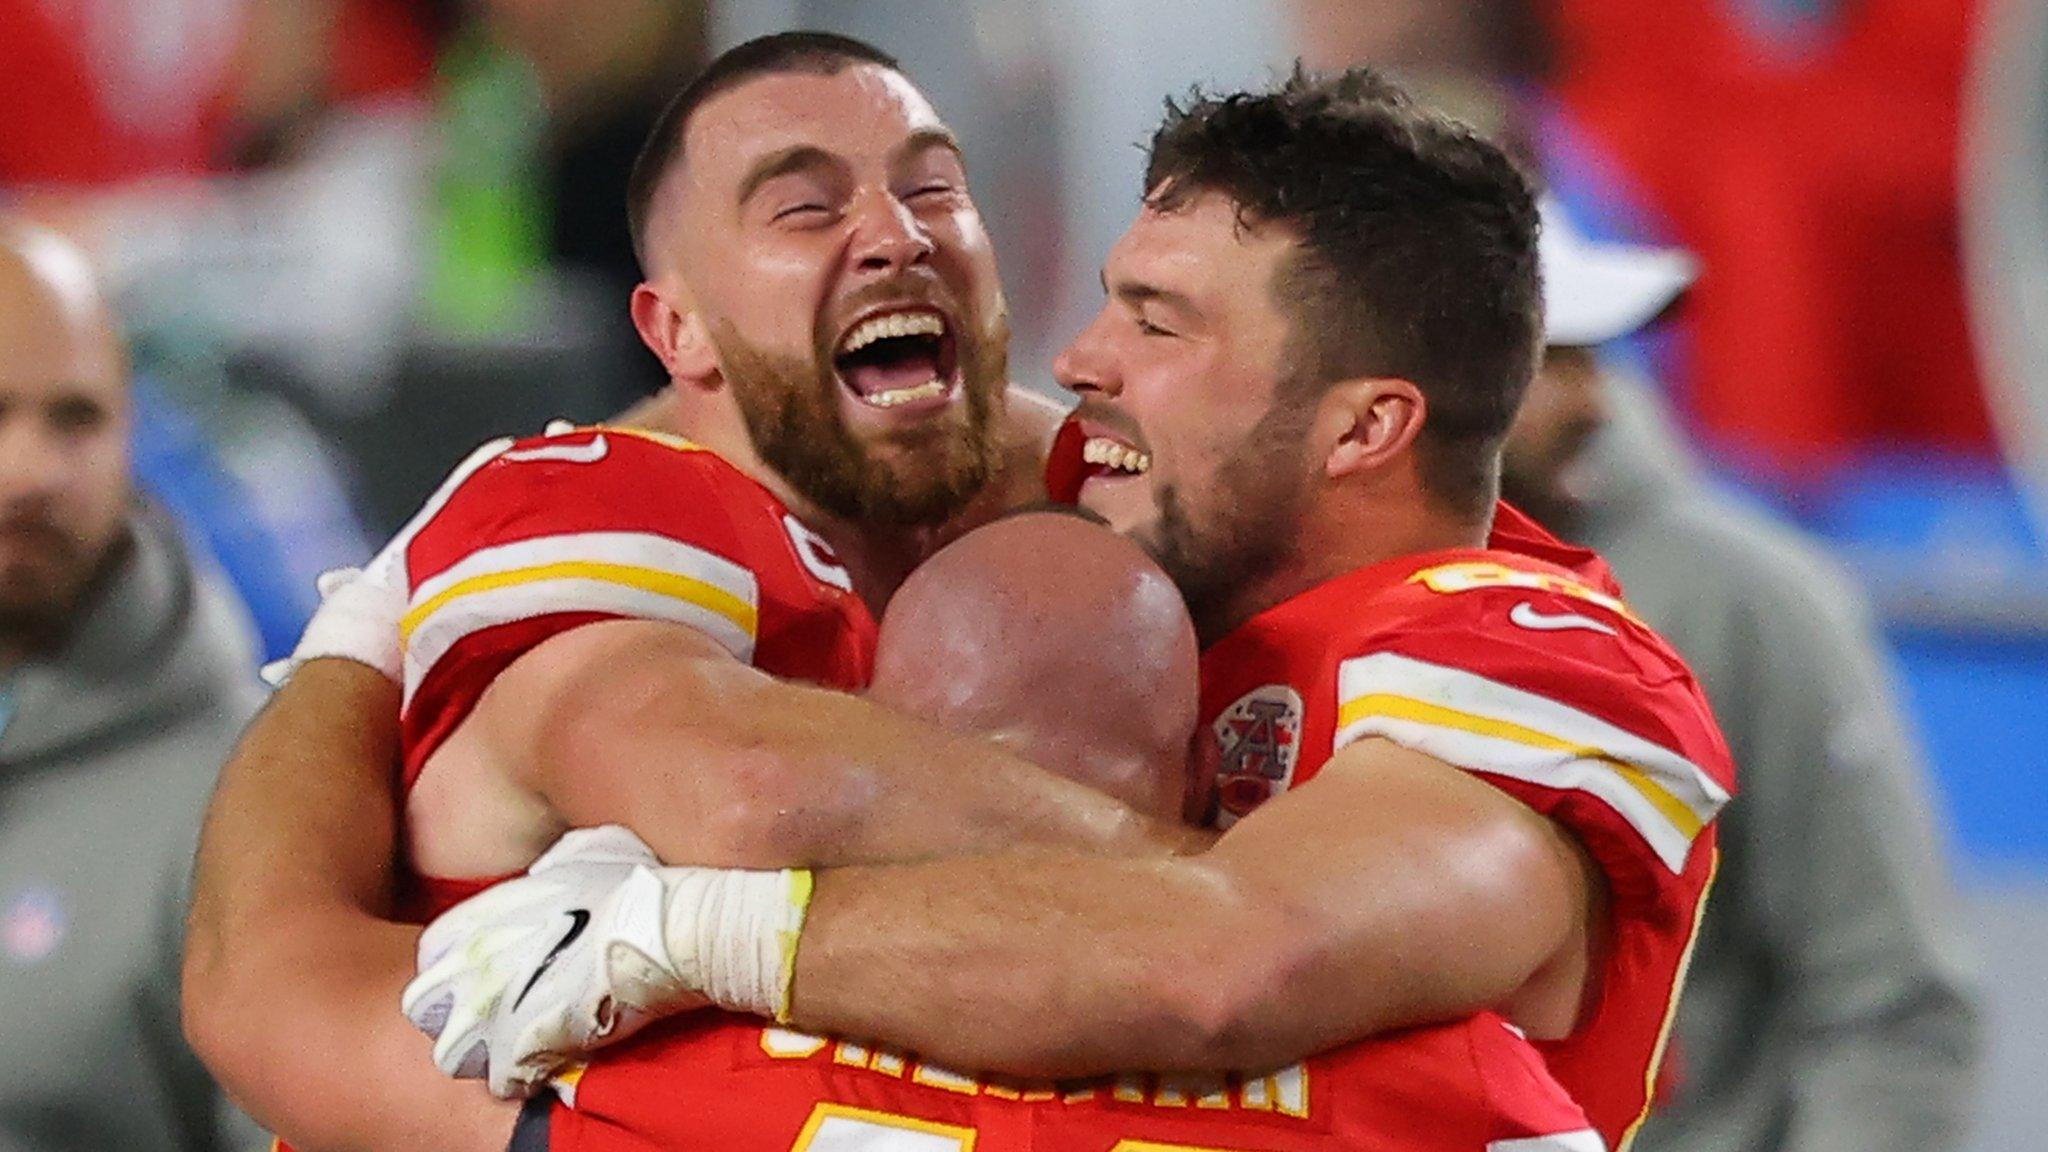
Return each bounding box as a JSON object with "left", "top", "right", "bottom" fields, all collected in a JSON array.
[{"left": 1548, "top": 0, "right": 1991, "bottom": 469}]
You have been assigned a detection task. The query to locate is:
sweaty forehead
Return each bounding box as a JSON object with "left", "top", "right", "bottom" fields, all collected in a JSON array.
[
  {"left": 1107, "top": 196, "right": 1301, "bottom": 336},
  {"left": 1114, "top": 196, "right": 1293, "bottom": 283},
  {"left": 679, "top": 66, "right": 947, "bottom": 196}
]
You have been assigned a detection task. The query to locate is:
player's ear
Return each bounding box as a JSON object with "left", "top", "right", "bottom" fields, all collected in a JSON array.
[
  {"left": 630, "top": 279, "right": 719, "bottom": 385},
  {"left": 1314, "top": 377, "right": 1425, "bottom": 481}
]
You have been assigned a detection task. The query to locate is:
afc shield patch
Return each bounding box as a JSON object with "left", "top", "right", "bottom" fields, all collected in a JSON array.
[{"left": 1210, "top": 684, "right": 1304, "bottom": 828}]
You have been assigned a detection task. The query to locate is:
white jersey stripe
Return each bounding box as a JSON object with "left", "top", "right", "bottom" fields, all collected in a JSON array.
[
  {"left": 401, "top": 531, "right": 761, "bottom": 707},
  {"left": 383, "top": 436, "right": 516, "bottom": 593},
  {"left": 1488, "top": 1129, "right": 1608, "bottom": 1152},
  {"left": 409, "top": 530, "right": 758, "bottom": 617},
  {"left": 1335, "top": 652, "right": 1728, "bottom": 873},
  {"left": 402, "top": 574, "right": 757, "bottom": 707}
]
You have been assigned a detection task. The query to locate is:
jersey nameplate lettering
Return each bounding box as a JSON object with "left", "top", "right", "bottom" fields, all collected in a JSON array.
[{"left": 761, "top": 1028, "right": 1311, "bottom": 1118}]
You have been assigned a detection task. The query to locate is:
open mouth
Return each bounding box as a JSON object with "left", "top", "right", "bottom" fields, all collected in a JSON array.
[
  {"left": 1078, "top": 434, "right": 1151, "bottom": 481},
  {"left": 1045, "top": 417, "right": 1152, "bottom": 505},
  {"left": 832, "top": 307, "right": 961, "bottom": 410}
]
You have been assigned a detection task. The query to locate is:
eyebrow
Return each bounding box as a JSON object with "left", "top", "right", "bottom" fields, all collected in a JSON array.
[
  {"left": 894, "top": 127, "right": 965, "bottom": 166},
  {"left": 735, "top": 145, "right": 839, "bottom": 206},
  {"left": 735, "top": 127, "right": 967, "bottom": 209},
  {"left": 1105, "top": 273, "right": 1199, "bottom": 317}
]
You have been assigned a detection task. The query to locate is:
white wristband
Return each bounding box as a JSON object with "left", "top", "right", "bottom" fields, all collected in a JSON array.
[
  {"left": 261, "top": 564, "right": 407, "bottom": 685},
  {"left": 263, "top": 435, "right": 517, "bottom": 687},
  {"left": 651, "top": 867, "right": 814, "bottom": 1022}
]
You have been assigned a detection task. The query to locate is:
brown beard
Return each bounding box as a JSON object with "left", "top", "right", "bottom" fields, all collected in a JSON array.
[
  {"left": 0, "top": 522, "right": 130, "bottom": 656},
  {"left": 1142, "top": 395, "right": 1315, "bottom": 646},
  {"left": 713, "top": 307, "right": 1009, "bottom": 528}
]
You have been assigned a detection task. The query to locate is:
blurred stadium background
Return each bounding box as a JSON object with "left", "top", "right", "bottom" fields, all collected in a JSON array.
[{"left": 2, "top": 1, "right": 2042, "bottom": 1147}]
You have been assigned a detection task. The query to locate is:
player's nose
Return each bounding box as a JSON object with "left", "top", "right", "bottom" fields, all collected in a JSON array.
[
  {"left": 848, "top": 188, "right": 935, "bottom": 275},
  {"left": 1054, "top": 310, "right": 1120, "bottom": 399}
]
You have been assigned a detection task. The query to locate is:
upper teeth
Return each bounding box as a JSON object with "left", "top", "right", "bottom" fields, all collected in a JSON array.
[
  {"left": 840, "top": 311, "right": 946, "bottom": 355},
  {"left": 1082, "top": 437, "right": 1150, "bottom": 474}
]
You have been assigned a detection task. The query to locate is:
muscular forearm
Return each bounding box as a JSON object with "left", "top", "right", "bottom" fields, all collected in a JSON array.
[
  {"left": 516, "top": 622, "right": 1189, "bottom": 870},
  {"left": 786, "top": 850, "right": 1334, "bottom": 1077},
  {"left": 681, "top": 676, "right": 1190, "bottom": 865},
  {"left": 782, "top": 750, "right": 1584, "bottom": 1078},
  {"left": 187, "top": 661, "right": 404, "bottom": 924},
  {"left": 183, "top": 661, "right": 514, "bottom": 1151},
  {"left": 214, "top": 913, "right": 515, "bottom": 1152}
]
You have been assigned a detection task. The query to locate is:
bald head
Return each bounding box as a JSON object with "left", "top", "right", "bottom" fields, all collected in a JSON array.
[
  {"left": 871, "top": 511, "right": 1200, "bottom": 820},
  {"left": 0, "top": 221, "right": 131, "bottom": 656}
]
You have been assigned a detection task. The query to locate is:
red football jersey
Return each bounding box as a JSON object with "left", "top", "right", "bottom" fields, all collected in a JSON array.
[
  {"left": 1198, "top": 504, "right": 1735, "bottom": 1150},
  {"left": 279, "top": 428, "right": 876, "bottom": 1152},
  {"left": 540, "top": 500, "right": 1602, "bottom": 1149},
  {"left": 396, "top": 426, "right": 877, "bottom": 911},
  {"left": 548, "top": 1012, "right": 1597, "bottom": 1152}
]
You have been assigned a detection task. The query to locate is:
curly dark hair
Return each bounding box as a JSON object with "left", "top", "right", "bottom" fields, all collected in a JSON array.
[
  {"left": 1145, "top": 66, "right": 1542, "bottom": 520},
  {"left": 626, "top": 32, "right": 900, "bottom": 268}
]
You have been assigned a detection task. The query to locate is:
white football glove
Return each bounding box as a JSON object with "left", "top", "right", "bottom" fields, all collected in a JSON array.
[
  {"left": 402, "top": 825, "right": 669, "bottom": 1097},
  {"left": 401, "top": 825, "right": 813, "bottom": 1099},
  {"left": 263, "top": 435, "right": 515, "bottom": 686}
]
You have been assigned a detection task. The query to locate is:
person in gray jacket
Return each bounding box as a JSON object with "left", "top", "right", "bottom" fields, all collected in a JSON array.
[
  {"left": 0, "top": 221, "right": 267, "bottom": 1150},
  {"left": 1505, "top": 201, "right": 1982, "bottom": 1152}
]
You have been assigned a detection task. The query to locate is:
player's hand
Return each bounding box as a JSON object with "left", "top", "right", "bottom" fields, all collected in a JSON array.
[{"left": 401, "top": 825, "right": 710, "bottom": 1098}]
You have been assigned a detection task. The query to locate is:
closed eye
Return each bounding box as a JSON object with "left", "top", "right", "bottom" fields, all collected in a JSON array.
[
  {"left": 1136, "top": 317, "right": 1176, "bottom": 338},
  {"left": 772, "top": 203, "right": 832, "bottom": 225}
]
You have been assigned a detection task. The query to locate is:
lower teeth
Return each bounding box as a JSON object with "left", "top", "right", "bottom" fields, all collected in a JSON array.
[{"left": 866, "top": 381, "right": 947, "bottom": 408}]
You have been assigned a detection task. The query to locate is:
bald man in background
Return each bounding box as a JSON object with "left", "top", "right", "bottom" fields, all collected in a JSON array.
[{"left": 0, "top": 221, "right": 266, "bottom": 1151}]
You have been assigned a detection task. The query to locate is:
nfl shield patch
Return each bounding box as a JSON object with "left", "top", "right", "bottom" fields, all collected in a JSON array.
[{"left": 3, "top": 886, "right": 66, "bottom": 967}]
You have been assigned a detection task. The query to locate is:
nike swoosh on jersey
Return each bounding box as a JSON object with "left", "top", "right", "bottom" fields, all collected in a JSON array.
[
  {"left": 503, "top": 435, "right": 609, "bottom": 464},
  {"left": 1509, "top": 600, "right": 1618, "bottom": 636},
  {"left": 514, "top": 909, "right": 592, "bottom": 1011}
]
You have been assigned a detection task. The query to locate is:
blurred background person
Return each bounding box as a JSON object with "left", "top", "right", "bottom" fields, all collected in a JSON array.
[
  {"left": 0, "top": 0, "right": 395, "bottom": 658},
  {"left": 1504, "top": 201, "right": 1983, "bottom": 1152},
  {"left": 1965, "top": 0, "right": 2048, "bottom": 563},
  {"left": 0, "top": 221, "right": 265, "bottom": 1150}
]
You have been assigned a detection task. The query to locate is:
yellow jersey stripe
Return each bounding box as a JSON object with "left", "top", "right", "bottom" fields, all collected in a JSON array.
[
  {"left": 401, "top": 560, "right": 757, "bottom": 643},
  {"left": 1617, "top": 848, "right": 1718, "bottom": 1152},
  {"left": 1338, "top": 692, "right": 1705, "bottom": 840}
]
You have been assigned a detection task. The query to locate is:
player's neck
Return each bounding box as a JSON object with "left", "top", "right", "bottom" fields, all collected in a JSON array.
[
  {"left": 1201, "top": 500, "right": 1489, "bottom": 644},
  {"left": 641, "top": 382, "right": 1061, "bottom": 614}
]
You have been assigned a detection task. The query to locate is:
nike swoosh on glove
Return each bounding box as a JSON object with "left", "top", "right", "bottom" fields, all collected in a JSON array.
[{"left": 401, "top": 825, "right": 693, "bottom": 1098}]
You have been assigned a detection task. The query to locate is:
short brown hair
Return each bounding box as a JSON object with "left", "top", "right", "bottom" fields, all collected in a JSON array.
[
  {"left": 1145, "top": 66, "right": 1542, "bottom": 519},
  {"left": 626, "top": 32, "right": 901, "bottom": 268}
]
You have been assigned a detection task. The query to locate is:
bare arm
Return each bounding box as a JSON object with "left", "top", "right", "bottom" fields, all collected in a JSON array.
[
  {"left": 783, "top": 740, "right": 1599, "bottom": 1077},
  {"left": 183, "top": 660, "right": 515, "bottom": 1152},
  {"left": 465, "top": 618, "right": 1189, "bottom": 869}
]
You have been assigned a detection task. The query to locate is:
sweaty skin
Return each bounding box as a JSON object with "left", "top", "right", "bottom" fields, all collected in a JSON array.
[{"left": 870, "top": 510, "right": 1199, "bottom": 818}]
